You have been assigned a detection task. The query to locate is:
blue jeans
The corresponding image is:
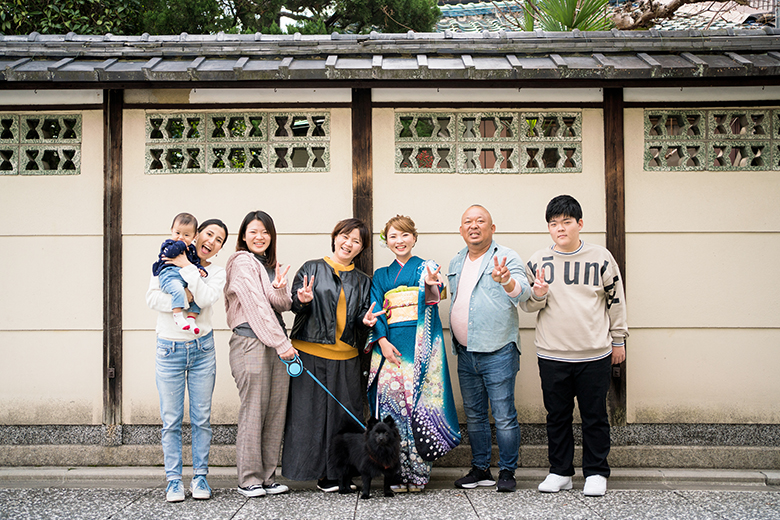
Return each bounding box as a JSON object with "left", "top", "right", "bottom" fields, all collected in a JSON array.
[
  {"left": 158, "top": 266, "right": 201, "bottom": 314},
  {"left": 155, "top": 331, "right": 216, "bottom": 481},
  {"left": 457, "top": 341, "right": 520, "bottom": 472}
]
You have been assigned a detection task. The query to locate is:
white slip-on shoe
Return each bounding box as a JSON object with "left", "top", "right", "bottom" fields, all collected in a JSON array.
[
  {"left": 583, "top": 475, "right": 607, "bottom": 496},
  {"left": 537, "top": 473, "right": 573, "bottom": 493}
]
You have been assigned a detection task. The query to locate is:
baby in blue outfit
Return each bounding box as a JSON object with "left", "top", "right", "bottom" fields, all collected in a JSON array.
[{"left": 152, "top": 212, "right": 207, "bottom": 334}]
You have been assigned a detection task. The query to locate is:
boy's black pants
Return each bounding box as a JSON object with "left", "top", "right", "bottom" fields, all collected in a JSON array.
[{"left": 538, "top": 355, "right": 612, "bottom": 478}]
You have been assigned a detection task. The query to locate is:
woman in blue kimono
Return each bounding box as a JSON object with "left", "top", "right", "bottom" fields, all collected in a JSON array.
[{"left": 366, "top": 215, "right": 461, "bottom": 492}]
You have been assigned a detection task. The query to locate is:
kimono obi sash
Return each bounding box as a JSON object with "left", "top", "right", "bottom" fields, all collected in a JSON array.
[{"left": 383, "top": 286, "right": 419, "bottom": 324}]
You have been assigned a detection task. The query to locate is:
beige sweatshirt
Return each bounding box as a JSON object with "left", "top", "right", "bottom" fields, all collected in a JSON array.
[{"left": 520, "top": 242, "right": 628, "bottom": 362}]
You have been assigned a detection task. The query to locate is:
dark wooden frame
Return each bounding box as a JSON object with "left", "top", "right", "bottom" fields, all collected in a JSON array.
[
  {"left": 603, "top": 87, "right": 627, "bottom": 426},
  {"left": 103, "top": 89, "right": 123, "bottom": 427}
]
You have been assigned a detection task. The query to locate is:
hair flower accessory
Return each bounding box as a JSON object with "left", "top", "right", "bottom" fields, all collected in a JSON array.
[{"left": 379, "top": 229, "right": 388, "bottom": 248}]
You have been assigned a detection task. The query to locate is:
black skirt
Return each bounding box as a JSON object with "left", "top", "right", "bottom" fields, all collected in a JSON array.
[{"left": 281, "top": 350, "right": 364, "bottom": 481}]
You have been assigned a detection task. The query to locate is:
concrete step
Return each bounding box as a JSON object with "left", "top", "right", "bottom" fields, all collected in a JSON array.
[{"left": 2, "top": 444, "right": 780, "bottom": 470}]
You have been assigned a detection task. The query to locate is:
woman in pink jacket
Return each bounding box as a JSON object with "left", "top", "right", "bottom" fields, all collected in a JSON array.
[{"left": 224, "top": 210, "right": 297, "bottom": 498}]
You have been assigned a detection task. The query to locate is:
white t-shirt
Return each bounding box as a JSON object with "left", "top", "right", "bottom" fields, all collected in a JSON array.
[{"left": 450, "top": 252, "right": 485, "bottom": 347}]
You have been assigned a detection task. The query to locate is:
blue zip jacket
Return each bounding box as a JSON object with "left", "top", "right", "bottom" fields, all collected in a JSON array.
[
  {"left": 152, "top": 239, "right": 205, "bottom": 277},
  {"left": 447, "top": 240, "right": 531, "bottom": 354}
]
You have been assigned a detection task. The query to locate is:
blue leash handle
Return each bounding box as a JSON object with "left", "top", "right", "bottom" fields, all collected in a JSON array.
[{"left": 281, "top": 355, "right": 366, "bottom": 430}]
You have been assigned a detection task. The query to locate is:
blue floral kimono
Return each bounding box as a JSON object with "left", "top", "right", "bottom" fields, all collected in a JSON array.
[{"left": 367, "top": 256, "right": 461, "bottom": 485}]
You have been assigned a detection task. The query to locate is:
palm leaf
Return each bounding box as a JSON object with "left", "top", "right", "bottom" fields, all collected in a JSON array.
[{"left": 534, "top": 0, "right": 612, "bottom": 31}]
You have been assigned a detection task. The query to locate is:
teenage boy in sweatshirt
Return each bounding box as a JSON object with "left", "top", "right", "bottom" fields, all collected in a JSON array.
[{"left": 520, "top": 194, "right": 628, "bottom": 497}]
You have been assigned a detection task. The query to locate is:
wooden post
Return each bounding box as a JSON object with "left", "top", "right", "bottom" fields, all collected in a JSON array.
[
  {"left": 103, "top": 89, "right": 123, "bottom": 433},
  {"left": 603, "top": 87, "right": 627, "bottom": 427},
  {"left": 352, "top": 88, "right": 373, "bottom": 276},
  {"left": 352, "top": 88, "right": 373, "bottom": 414}
]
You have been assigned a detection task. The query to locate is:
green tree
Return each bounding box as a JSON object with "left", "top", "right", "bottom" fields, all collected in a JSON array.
[
  {"left": 1, "top": 0, "right": 143, "bottom": 35},
  {"left": 2, "top": 0, "right": 441, "bottom": 36},
  {"left": 140, "top": 0, "right": 231, "bottom": 35},
  {"left": 227, "top": 0, "right": 285, "bottom": 34},
  {"left": 245, "top": 0, "right": 440, "bottom": 34},
  {"left": 328, "top": 0, "right": 441, "bottom": 33}
]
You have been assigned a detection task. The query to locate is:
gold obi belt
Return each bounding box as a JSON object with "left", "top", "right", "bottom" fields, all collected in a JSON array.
[{"left": 383, "top": 286, "right": 419, "bottom": 325}]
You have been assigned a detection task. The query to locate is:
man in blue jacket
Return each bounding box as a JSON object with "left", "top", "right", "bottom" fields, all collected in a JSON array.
[{"left": 448, "top": 205, "right": 531, "bottom": 493}]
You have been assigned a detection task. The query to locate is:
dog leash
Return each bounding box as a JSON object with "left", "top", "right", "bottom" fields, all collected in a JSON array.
[{"left": 281, "top": 355, "right": 367, "bottom": 430}]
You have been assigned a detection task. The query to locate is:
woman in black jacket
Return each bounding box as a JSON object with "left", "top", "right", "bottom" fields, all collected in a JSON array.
[{"left": 281, "top": 218, "right": 380, "bottom": 492}]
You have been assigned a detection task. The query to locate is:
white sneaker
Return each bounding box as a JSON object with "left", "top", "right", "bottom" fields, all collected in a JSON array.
[
  {"left": 166, "top": 479, "right": 185, "bottom": 502},
  {"left": 264, "top": 483, "right": 289, "bottom": 495},
  {"left": 583, "top": 475, "right": 607, "bottom": 496},
  {"left": 237, "top": 484, "right": 266, "bottom": 497},
  {"left": 190, "top": 475, "right": 212, "bottom": 500},
  {"left": 538, "top": 473, "right": 573, "bottom": 493}
]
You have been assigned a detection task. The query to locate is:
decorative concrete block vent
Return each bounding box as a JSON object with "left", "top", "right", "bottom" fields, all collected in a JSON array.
[
  {"left": 145, "top": 111, "right": 330, "bottom": 174},
  {"left": 644, "top": 109, "right": 778, "bottom": 171},
  {"left": 0, "top": 114, "right": 82, "bottom": 175},
  {"left": 395, "top": 111, "right": 582, "bottom": 174}
]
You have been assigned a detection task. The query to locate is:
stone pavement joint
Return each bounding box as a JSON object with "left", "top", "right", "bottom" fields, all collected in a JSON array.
[
  {"left": 2, "top": 467, "right": 780, "bottom": 520},
  {"left": 1, "top": 466, "right": 778, "bottom": 488}
]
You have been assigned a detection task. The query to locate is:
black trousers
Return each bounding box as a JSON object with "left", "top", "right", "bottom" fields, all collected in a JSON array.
[{"left": 538, "top": 355, "right": 612, "bottom": 478}]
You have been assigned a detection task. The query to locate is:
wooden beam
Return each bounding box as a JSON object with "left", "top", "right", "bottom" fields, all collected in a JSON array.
[
  {"left": 603, "top": 87, "right": 627, "bottom": 427},
  {"left": 103, "top": 89, "right": 123, "bottom": 428},
  {"left": 352, "top": 88, "right": 373, "bottom": 276}
]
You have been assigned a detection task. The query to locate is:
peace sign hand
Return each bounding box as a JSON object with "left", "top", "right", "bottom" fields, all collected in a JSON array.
[
  {"left": 272, "top": 262, "right": 291, "bottom": 289},
  {"left": 491, "top": 256, "right": 511, "bottom": 285},
  {"left": 297, "top": 274, "right": 315, "bottom": 303},
  {"left": 533, "top": 267, "right": 549, "bottom": 298},
  {"left": 362, "top": 301, "right": 387, "bottom": 327},
  {"left": 425, "top": 264, "right": 443, "bottom": 286}
]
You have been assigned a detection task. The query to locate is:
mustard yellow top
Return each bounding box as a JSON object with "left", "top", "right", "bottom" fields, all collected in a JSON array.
[{"left": 293, "top": 257, "right": 358, "bottom": 360}]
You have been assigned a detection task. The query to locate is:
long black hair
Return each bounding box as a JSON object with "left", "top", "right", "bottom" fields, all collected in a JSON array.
[{"left": 236, "top": 210, "right": 277, "bottom": 268}]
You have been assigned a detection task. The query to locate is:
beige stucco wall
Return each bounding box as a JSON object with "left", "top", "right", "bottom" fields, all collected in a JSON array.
[
  {"left": 3, "top": 90, "right": 778, "bottom": 428},
  {"left": 0, "top": 109, "right": 104, "bottom": 425},
  {"left": 624, "top": 107, "right": 780, "bottom": 423}
]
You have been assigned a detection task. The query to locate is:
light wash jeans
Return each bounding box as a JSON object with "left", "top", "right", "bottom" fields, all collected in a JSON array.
[
  {"left": 456, "top": 341, "right": 521, "bottom": 472},
  {"left": 155, "top": 331, "right": 216, "bottom": 481},
  {"left": 158, "top": 266, "right": 201, "bottom": 314}
]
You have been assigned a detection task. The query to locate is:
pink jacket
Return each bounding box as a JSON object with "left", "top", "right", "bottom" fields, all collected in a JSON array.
[{"left": 224, "top": 251, "right": 292, "bottom": 354}]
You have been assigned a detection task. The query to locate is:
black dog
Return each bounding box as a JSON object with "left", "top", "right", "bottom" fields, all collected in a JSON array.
[{"left": 332, "top": 415, "right": 401, "bottom": 499}]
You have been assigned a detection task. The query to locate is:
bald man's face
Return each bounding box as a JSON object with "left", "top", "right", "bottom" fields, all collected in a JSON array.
[{"left": 459, "top": 206, "right": 495, "bottom": 253}]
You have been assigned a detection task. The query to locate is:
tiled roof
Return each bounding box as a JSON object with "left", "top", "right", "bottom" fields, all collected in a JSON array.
[{"left": 1, "top": 30, "right": 780, "bottom": 84}]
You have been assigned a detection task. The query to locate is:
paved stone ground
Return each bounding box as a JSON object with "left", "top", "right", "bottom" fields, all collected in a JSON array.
[{"left": 2, "top": 468, "right": 780, "bottom": 520}]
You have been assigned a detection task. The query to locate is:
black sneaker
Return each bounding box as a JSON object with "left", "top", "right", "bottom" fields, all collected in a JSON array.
[
  {"left": 454, "top": 466, "right": 496, "bottom": 489},
  {"left": 317, "top": 478, "right": 340, "bottom": 493},
  {"left": 497, "top": 469, "right": 516, "bottom": 492},
  {"left": 237, "top": 484, "right": 266, "bottom": 497},
  {"left": 264, "top": 482, "right": 289, "bottom": 495}
]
